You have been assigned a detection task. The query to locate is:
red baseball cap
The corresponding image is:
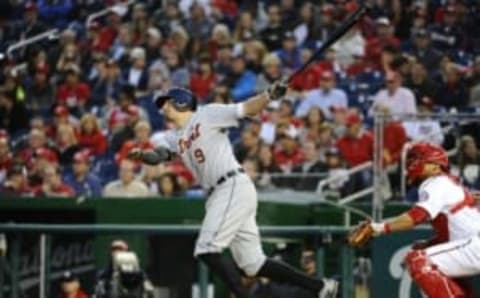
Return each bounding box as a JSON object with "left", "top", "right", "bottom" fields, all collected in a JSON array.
[
  {"left": 73, "top": 150, "right": 91, "bottom": 163},
  {"left": 35, "top": 148, "right": 58, "bottom": 163},
  {"left": 345, "top": 112, "right": 362, "bottom": 126},
  {"left": 320, "top": 70, "right": 334, "bottom": 81},
  {"left": 54, "top": 106, "right": 69, "bottom": 117}
]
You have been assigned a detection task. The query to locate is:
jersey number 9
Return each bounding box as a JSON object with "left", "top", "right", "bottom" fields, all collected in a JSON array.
[{"left": 194, "top": 148, "right": 205, "bottom": 163}]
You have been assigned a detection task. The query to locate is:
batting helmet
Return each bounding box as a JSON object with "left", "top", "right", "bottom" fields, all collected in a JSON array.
[
  {"left": 154, "top": 87, "right": 197, "bottom": 111},
  {"left": 406, "top": 142, "right": 449, "bottom": 181}
]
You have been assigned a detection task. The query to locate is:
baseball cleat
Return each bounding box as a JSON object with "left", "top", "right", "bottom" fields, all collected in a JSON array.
[{"left": 318, "top": 278, "right": 339, "bottom": 298}]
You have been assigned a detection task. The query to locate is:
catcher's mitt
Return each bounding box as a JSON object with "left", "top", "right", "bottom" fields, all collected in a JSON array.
[{"left": 347, "top": 221, "right": 374, "bottom": 247}]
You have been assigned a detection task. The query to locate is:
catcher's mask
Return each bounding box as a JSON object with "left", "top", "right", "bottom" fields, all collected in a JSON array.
[{"left": 406, "top": 142, "right": 449, "bottom": 183}]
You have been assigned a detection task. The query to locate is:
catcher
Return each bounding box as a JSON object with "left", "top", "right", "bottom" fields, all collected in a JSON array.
[{"left": 348, "top": 142, "right": 480, "bottom": 298}]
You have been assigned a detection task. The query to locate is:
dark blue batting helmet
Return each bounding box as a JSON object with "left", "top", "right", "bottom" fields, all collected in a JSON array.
[{"left": 154, "top": 87, "right": 197, "bottom": 111}]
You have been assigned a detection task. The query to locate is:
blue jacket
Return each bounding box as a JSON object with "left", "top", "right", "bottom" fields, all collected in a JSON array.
[
  {"left": 231, "top": 71, "right": 257, "bottom": 102},
  {"left": 37, "top": 0, "right": 73, "bottom": 29},
  {"left": 64, "top": 173, "right": 103, "bottom": 197}
]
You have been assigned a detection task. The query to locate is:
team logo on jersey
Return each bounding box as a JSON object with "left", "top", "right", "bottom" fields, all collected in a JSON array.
[{"left": 178, "top": 123, "right": 201, "bottom": 154}]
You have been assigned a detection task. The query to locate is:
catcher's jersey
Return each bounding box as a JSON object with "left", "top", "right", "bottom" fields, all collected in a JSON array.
[
  {"left": 158, "top": 103, "right": 244, "bottom": 189},
  {"left": 416, "top": 175, "right": 480, "bottom": 242}
]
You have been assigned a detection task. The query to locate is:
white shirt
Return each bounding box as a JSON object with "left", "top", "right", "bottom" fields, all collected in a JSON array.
[
  {"left": 128, "top": 68, "right": 142, "bottom": 87},
  {"left": 295, "top": 88, "right": 348, "bottom": 119},
  {"left": 416, "top": 175, "right": 480, "bottom": 241},
  {"left": 371, "top": 87, "right": 417, "bottom": 116},
  {"left": 159, "top": 104, "right": 246, "bottom": 189},
  {"left": 403, "top": 120, "right": 444, "bottom": 145},
  {"left": 103, "top": 180, "right": 151, "bottom": 198}
]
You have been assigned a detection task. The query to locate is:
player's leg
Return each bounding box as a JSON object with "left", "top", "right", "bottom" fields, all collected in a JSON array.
[
  {"left": 405, "top": 236, "right": 480, "bottom": 298},
  {"left": 230, "top": 199, "right": 338, "bottom": 298},
  {"left": 194, "top": 178, "right": 253, "bottom": 298}
]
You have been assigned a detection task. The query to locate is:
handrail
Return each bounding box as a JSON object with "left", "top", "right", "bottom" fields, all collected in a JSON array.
[
  {"left": 0, "top": 223, "right": 352, "bottom": 235},
  {"left": 338, "top": 186, "right": 374, "bottom": 205},
  {"left": 6, "top": 29, "right": 58, "bottom": 58},
  {"left": 86, "top": 0, "right": 136, "bottom": 27},
  {"left": 316, "top": 161, "right": 373, "bottom": 194}
]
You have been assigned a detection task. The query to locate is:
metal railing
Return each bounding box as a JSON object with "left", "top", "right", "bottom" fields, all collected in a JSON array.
[
  {"left": 0, "top": 223, "right": 355, "bottom": 298},
  {"left": 86, "top": 1, "right": 136, "bottom": 27},
  {"left": 315, "top": 161, "right": 373, "bottom": 195},
  {"left": 6, "top": 29, "right": 58, "bottom": 58}
]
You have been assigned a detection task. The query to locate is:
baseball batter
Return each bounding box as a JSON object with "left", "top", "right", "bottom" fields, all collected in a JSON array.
[
  {"left": 349, "top": 142, "right": 480, "bottom": 298},
  {"left": 128, "top": 85, "right": 338, "bottom": 298}
]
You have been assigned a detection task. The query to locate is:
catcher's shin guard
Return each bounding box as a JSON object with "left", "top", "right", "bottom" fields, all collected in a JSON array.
[{"left": 405, "top": 250, "right": 465, "bottom": 298}]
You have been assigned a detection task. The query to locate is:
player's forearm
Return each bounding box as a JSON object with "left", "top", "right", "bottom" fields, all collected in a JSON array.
[
  {"left": 373, "top": 207, "right": 428, "bottom": 236},
  {"left": 242, "top": 92, "right": 271, "bottom": 117}
]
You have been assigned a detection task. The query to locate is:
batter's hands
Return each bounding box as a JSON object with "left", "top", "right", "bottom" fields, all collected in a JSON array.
[
  {"left": 268, "top": 81, "right": 288, "bottom": 100},
  {"left": 347, "top": 221, "right": 375, "bottom": 247},
  {"left": 127, "top": 148, "right": 144, "bottom": 160}
]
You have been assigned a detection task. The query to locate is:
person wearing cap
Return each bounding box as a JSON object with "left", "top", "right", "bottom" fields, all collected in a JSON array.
[
  {"left": 64, "top": 150, "right": 102, "bottom": 197},
  {"left": 335, "top": 111, "right": 374, "bottom": 168},
  {"left": 0, "top": 136, "right": 12, "bottom": 184},
  {"left": 273, "top": 128, "right": 305, "bottom": 173},
  {"left": 21, "top": 1, "right": 47, "bottom": 39},
  {"left": 228, "top": 54, "right": 257, "bottom": 102},
  {"left": 1, "top": 165, "right": 31, "bottom": 196},
  {"left": 110, "top": 103, "right": 148, "bottom": 153},
  {"left": 408, "top": 29, "right": 442, "bottom": 74},
  {"left": 371, "top": 71, "right": 417, "bottom": 116},
  {"left": 260, "top": 4, "right": 287, "bottom": 51},
  {"left": 276, "top": 31, "right": 302, "bottom": 70},
  {"left": 123, "top": 47, "right": 149, "bottom": 91},
  {"left": 365, "top": 17, "right": 400, "bottom": 70},
  {"left": 26, "top": 60, "right": 55, "bottom": 115},
  {"left": 58, "top": 270, "right": 88, "bottom": 298},
  {"left": 56, "top": 66, "right": 91, "bottom": 112},
  {"left": 295, "top": 70, "right": 348, "bottom": 119},
  {"left": 430, "top": 4, "right": 463, "bottom": 52}
]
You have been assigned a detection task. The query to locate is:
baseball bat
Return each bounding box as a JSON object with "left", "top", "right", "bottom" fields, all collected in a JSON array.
[{"left": 286, "top": 4, "right": 368, "bottom": 84}]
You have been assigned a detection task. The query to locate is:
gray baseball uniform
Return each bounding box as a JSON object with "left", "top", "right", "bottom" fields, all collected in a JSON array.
[{"left": 156, "top": 103, "right": 266, "bottom": 275}]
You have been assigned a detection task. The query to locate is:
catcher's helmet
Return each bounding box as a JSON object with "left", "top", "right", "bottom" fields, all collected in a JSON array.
[
  {"left": 154, "top": 87, "right": 197, "bottom": 112},
  {"left": 406, "top": 142, "right": 449, "bottom": 181}
]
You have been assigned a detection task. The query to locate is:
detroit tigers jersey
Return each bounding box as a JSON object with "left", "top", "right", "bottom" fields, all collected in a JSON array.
[
  {"left": 157, "top": 103, "right": 245, "bottom": 189},
  {"left": 416, "top": 175, "right": 480, "bottom": 242}
]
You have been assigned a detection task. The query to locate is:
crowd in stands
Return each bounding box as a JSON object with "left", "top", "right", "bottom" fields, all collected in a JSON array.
[{"left": 0, "top": 0, "right": 479, "bottom": 199}]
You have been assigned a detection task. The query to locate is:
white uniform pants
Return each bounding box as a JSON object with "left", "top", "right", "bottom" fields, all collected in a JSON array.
[{"left": 194, "top": 174, "right": 266, "bottom": 276}]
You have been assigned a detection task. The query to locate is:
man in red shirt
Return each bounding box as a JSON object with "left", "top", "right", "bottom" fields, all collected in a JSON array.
[
  {"left": 56, "top": 66, "right": 91, "bottom": 111},
  {"left": 335, "top": 111, "right": 373, "bottom": 167},
  {"left": 273, "top": 130, "right": 305, "bottom": 173},
  {"left": 365, "top": 17, "right": 400, "bottom": 70}
]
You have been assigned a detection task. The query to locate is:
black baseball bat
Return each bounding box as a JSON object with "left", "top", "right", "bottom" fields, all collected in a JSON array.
[{"left": 286, "top": 5, "right": 368, "bottom": 84}]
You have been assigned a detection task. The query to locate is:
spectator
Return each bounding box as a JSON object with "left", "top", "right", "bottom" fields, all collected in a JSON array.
[
  {"left": 37, "top": 0, "right": 73, "bottom": 29},
  {"left": 190, "top": 56, "right": 216, "bottom": 102},
  {"left": 365, "top": 17, "right": 400, "bottom": 70},
  {"left": 64, "top": 150, "right": 102, "bottom": 197},
  {"left": 56, "top": 42, "right": 81, "bottom": 73},
  {"left": 454, "top": 135, "right": 480, "bottom": 190},
  {"left": 16, "top": 128, "right": 53, "bottom": 166},
  {"left": 243, "top": 39, "right": 268, "bottom": 74},
  {"left": 233, "top": 11, "right": 255, "bottom": 43},
  {"left": 58, "top": 270, "right": 88, "bottom": 298},
  {"left": 408, "top": 29, "right": 442, "bottom": 74},
  {"left": 293, "top": 2, "right": 320, "bottom": 48},
  {"left": 0, "top": 136, "right": 12, "bottom": 184},
  {"left": 324, "top": 147, "right": 351, "bottom": 196},
  {"left": 381, "top": 108, "right": 408, "bottom": 166},
  {"left": 131, "top": 3, "right": 149, "bottom": 45},
  {"left": 273, "top": 130, "right": 305, "bottom": 173},
  {"left": 157, "top": 172, "right": 181, "bottom": 197},
  {"left": 184, "top": 2, "right": 213, "bottom": 56},
  {"left": 209, "top": 23, "right": 233, "bottom": 61},
  {"left": 403, "top": 103, "right": 444, "bottom": 145},
  {"left": 103, "top": 159, "right": 150, "bottom": 198},
  {"left": 0, "top": 92, "right": 29, "bottom": 136},
  {"left": 256, "top": 53, "right": 283, "bottom": 93},
  {"left": 276, "top": 31, "right": 302, "bottom": 71},
  {"left": 116, "top": 120, "right": 155, "bottom": 164},
  {"left": 87, "top": 21, "right": 110, "bottom": 53},
  {"left": 429, "top": 5, "right": 463, "bottom": 53},
  {"left": 256, "top": 144, "right": 282, "bottom": 188},
  {"left": 111, "top": 24, "right": 133, "bottom": 63},
  {"left": 227, "top": 55, "right": 257, "bottom": 102},
  {"left": 55, "top": 124, "right": 80, "bottom": 166},
  {"left": 1, "top": 165, "right": 31, "bottom": 196},
  {"left": 110, "top": 103, "right": 144, "bottom": 152},
  {"left": 145, "top": 27, "right": 163, "bottom": 64},
  {"left": 164, "top": 50, "right": 190, "bottom": 88},
  {"left": 77, "top": 114, "right": 108, "bottom": 156},
  {"left": 299, "top": 107, "right": 326, "bottom": 144},
  {"left": 260, "top": 4, "right": 286, "bottom": 51},
  {"left": 36, "top": 164, "right": 75, "bottom": 197},
  {"left": 291, "top": 141, "right": 328, "bottom": 191},
  {"left": 26, "top": 64, "right": 54, "bottom": 116},
  {"left": 124, "top": 47, "right": 148, "bottom": 91},
  {"left": 332, "top": 25, "right": 366, "bottom": 68},
  {"left": 371, "top": 71, "right": 417, "bottom": 116},
  {"left": 335, "top": 111, "right": 373, "bottom": 167},
  {"left": 436, "top": 63, "right": 469, "bottom": 109},
  {"left": 405, "top": 62, "right": 437, "bottom": 108},
  {"left": 90, "top": 58, "right": 125, "bottom": 108},
  {"left": 20, "top": 2, "right": 47, "bottom": 39},
  {"left": 295, "top": 70, "right": 348, "bottom": 119},
  {"left": 56, "top": 66, "right": 91, "bottom": 114},
  {"left": 234, "top": 129, "right": 261, "bottom": 163}
]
